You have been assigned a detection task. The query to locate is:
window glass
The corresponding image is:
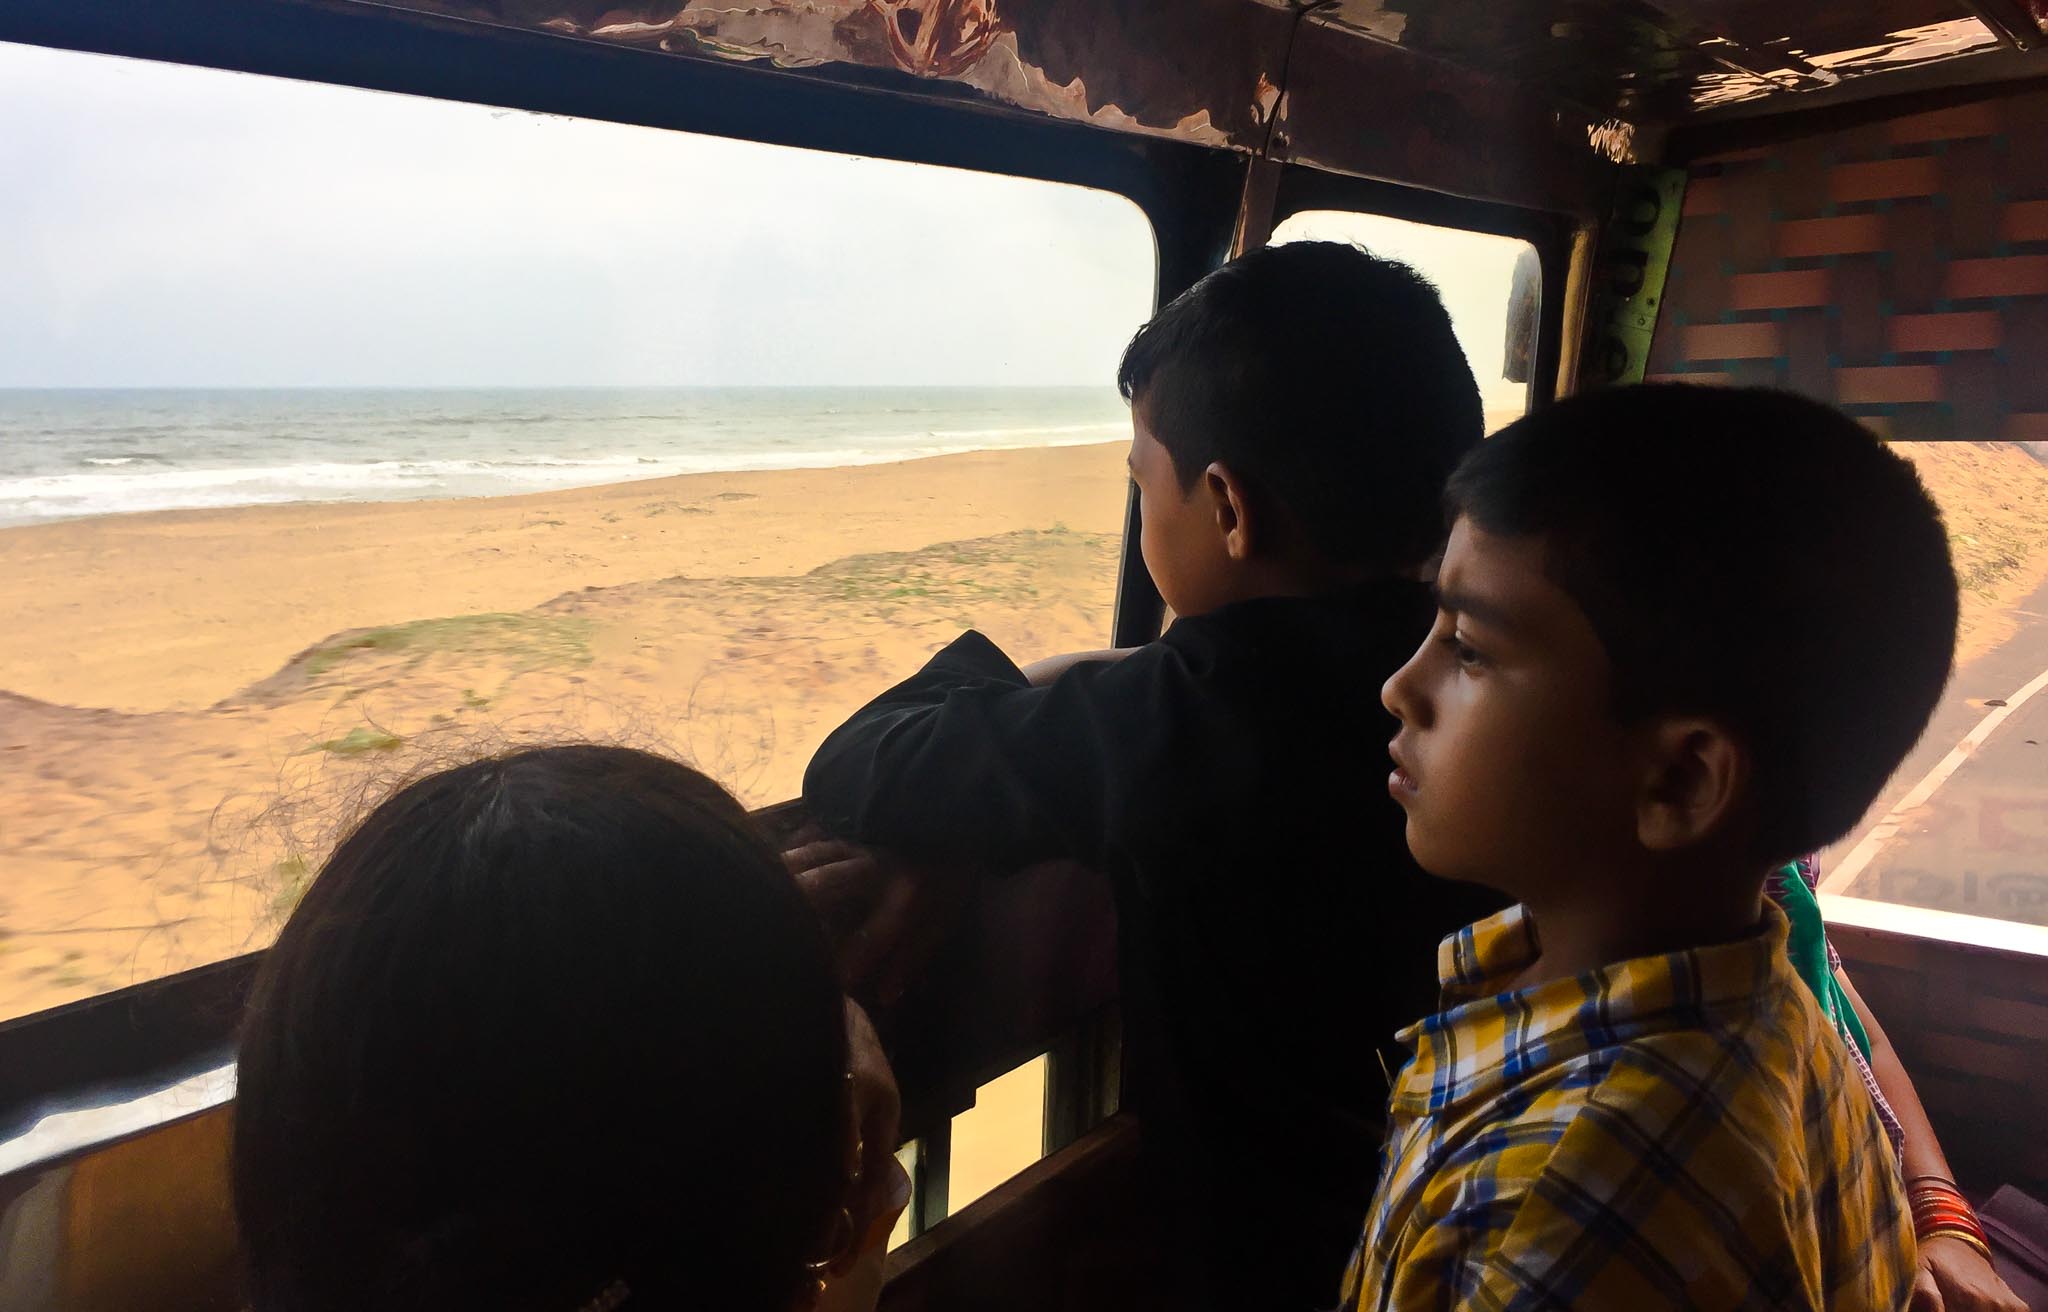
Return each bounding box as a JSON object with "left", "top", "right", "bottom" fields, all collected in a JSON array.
[
  {"left": 0, "top": 41, "right": 1154, "bottom": 1023},
  {"left": 948, "top": 1053, "right": 1050, "bottom": 1214},
  {"left": 1270, "top": 211, "right": 1540, "bottom": 434},
  {"left": 1818, "top": 439, "right": 2048, "bottom": 930}
]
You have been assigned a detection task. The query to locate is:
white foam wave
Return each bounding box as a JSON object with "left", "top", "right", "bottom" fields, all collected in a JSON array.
[
  {"left": 925, "top": 422, "right": 1126, "bottom": 441},
  {"left": 0, "top": 427, "right": 1128, "bottom": 526}
]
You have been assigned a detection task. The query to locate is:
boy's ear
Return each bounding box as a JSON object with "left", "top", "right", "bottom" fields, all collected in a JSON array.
[
  {"left": 1203, "top": 461, "right": 1256, "bottom": 561},
  {"left": 1635, "top": 717, "right": 1749, "bottom": 853}
]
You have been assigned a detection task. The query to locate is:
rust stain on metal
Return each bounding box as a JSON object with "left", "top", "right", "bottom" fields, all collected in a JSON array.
[
  {"left": 346, "top": 0, "right": 1281, "bottom": 148},
  {"left": 868, "top": 0, "right": 1004, "bottom": 77},
  {"left": 1691, "top": 17, "right": 2002, "bottom": 108},
  {"left": 333, "top": 0, "right": 2035, "bottom": 161}
]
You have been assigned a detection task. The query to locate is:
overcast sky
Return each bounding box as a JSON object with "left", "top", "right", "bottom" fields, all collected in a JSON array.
[{"left": 0, "top": 40, "right": 1527, "bottom": 395}]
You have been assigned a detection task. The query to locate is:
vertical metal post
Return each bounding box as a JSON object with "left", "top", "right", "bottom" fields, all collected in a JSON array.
[
  {"left": 1043, "top": 1008, "right": 1122, "bottom": 1155},
  {"left": 1573, "top": 165, "right": 1687, "bottom": 392},
  {"left": 909, "top": 1121, "right": 953, "bottom": 1237}
]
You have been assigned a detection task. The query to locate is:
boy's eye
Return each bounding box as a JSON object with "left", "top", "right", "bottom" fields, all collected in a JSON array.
[{"left": 1438, "top": 633, "right": 1486, "bottom": 670}]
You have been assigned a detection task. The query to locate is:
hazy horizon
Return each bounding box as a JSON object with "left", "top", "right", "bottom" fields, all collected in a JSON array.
[{"left": 0, "top": 382, "right": 1124, "bottom": 390}]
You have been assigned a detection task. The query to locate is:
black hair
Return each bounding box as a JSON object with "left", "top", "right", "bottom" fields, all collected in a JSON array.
[
  {"left": 232, "top": 746, "right": 848, "bottom": 1312},
  {"left": 1448, "top": 384, "right": 1958, "bottom": 862},
  {"left": 1116, "top": 240, "right": 1484, "bottom": 571}
]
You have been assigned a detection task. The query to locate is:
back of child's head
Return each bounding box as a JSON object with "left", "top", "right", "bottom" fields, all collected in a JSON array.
[
  {"left": 1448, "top": 384, "right": 1957, "bottom": 863},
  {"left": 1117, "top": 240, "right": 1483, "bottom": 572},
  {"left": 233, "top": 745, "right": 848, "bottom": 1312}
]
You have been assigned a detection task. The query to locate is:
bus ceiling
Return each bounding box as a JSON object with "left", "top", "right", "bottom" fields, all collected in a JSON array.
[{"left": 8, "top": 1, "right": 2048, "bottom": 219}]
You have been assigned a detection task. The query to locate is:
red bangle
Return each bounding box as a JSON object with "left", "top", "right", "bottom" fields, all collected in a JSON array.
[
  {"left": 1917, "top": 1213, "right": 1980, "bottom": 1235},
  {"left": 1911, "top": 1207, "right": 1989, "bottom": 1248},
  {"left": 1907, "top": 1179, "right": 1989, "bottom": 1246}
]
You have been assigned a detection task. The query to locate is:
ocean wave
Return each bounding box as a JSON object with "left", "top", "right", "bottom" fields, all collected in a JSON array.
[
  {"left": 81, "top": 454, "right": 172, "bottom": 467},
  {"left": 925, "top": 421, "right": 1126, "bottom": 441},
  {"left": 0, "top": 428, "right": 1128, "bottom": 527}
]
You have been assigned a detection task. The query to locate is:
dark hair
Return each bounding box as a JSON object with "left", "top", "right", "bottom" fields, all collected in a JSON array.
[
  {"left": 233, "top": 746, "right": 848, "bottom": 1312},
  {"left": 1449, "top": 384, "right": 1958, "bottom": 861},
  {"left": 1116, "top": 240, "right": 1484, "bottom": 570}
]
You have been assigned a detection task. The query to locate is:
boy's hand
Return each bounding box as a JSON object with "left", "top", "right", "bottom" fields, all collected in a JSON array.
[
  {"left": 1912, "top": 1235, "right": 2026, "bottom": 1312},
  {"left": 784, "top": 835, "right": 963, "bottom": 1005}
]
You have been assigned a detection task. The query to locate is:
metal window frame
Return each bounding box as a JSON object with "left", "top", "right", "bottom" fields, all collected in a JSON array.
[
  {"left": 1265, "top": 165, "right": 1583, "bottom": 419},
  {"left": 0, "top": 0, "right": 1243, "bottom": 1161}
]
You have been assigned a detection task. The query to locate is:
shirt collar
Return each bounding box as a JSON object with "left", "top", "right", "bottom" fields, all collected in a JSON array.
[{"left": 1389, "top": 902, "right": 1793, "bottom": 1117}]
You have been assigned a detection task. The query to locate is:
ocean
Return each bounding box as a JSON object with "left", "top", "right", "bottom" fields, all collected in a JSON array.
[{"left": 0, "top": 387, "right": 1131, "bottom": 527}]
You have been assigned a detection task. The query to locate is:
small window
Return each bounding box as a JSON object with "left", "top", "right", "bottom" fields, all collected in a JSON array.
[
  {"left": 1270, "top": 210, "right": 1541, "bottom": 434},
  {"left": 1818, "top": 439, "right": 2048, "bottom": 934},
  {"left": 0, "top": 41, "right": 1156, "bottom": 1023},
  {"left": 948, "top": 1053, "right": 1050, "bottom": 1213}
]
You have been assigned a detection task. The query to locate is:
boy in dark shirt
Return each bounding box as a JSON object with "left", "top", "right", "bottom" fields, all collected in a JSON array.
[{"left": 795, "top": 242, "right": 1501, "bottom": 1309}]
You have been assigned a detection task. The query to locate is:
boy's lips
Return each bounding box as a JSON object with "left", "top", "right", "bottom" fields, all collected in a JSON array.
[{"left": 1387, "top": 739, "right": 1419, "bottom": 801}]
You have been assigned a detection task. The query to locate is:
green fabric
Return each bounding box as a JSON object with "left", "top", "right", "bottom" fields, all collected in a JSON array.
[{"left": 1773, "top": 863, "right": 1872, "bottom": 1061}]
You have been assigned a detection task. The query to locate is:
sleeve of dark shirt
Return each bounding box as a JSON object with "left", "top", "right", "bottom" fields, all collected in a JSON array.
[{"left": 803, "top": 627, "right": 1244, "bottom": 877}]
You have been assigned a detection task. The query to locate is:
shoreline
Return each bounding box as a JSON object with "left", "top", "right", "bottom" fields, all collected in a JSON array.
[
  {"left": 0, "top": 429, "right": 1136, "bottom": 534},
  {"left": 0, "top": 441, "right": 1135, "bottom": 714}
]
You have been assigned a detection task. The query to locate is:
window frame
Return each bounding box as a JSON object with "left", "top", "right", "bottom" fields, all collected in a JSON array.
[
  {"left": 0, "top": 0, "right": 1236, "bottom": 1123},
  {"left": 1266, "top": 164, "right": 1581, "bottom": 425}
]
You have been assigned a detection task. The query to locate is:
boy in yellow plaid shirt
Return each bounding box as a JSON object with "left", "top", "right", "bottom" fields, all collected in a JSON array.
[{"left": 1350, "top": 384, "right": 1953, "bottom": 1311}]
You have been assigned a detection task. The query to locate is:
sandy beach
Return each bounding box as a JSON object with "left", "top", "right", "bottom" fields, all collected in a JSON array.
[
  {"left": 0, "top": 442, "right": 1132, "bottom": 1023},
  {"left": 3, "top": 436, "right": 2046, "bottom": 1028}
]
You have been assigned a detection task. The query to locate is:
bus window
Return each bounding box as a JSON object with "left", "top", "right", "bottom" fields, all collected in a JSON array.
[
  {"left": 1270, "top": 211, "right": 1541, "bottom": 435},
  {"left": 949, "top": 1053, "right": 1051, "bottom": 1214},
  {"left": 1645, "top": 97, "right": 2048, "bottom": 940},
  {"left": 1816, "top": 438, "right": 2048, "bottom": 932},
  {"left": 0, "top": 40, "right": 1156, "bottom": 1025}
]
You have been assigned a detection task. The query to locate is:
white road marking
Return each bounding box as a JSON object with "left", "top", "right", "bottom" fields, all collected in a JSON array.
[{"left": 1820, "top": 662, "right": 2048, "bottom": 894}]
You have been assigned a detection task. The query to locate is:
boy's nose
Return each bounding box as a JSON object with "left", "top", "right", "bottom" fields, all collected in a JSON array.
[{"left": 1381, "top": 661, "right": 1418, "bottom": 726}]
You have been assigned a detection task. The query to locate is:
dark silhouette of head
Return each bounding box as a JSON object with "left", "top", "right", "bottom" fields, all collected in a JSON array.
[{"left": 233, "top": 746, "right": 848, "bottom": 1312}]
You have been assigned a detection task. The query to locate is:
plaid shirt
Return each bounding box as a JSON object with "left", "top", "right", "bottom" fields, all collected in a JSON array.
[{"left": 1342, "top": 903, "right": 1913, "bottom": 1311}]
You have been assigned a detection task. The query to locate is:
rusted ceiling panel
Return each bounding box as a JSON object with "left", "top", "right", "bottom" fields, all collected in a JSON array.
[
  {"left": 341, "top": 0, "right": 1296, "bottom": 149},
  {"left": 1276, "top": 14, "right": 1618, "bottom": 217},
  {"left": 1304, "top": 0, "right": 2030, "bottom": 118},
  {"left": 322, "top": 0, "right": 2044, "bottom": 194},
  {"left": 1688, "top": 17, "right": 2004, "bottom": 109},
  {"left": 1307, "top": 0, "right": 1714, "bottom": 118}
]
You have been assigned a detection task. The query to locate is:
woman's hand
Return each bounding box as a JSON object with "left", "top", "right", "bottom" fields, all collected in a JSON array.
[
  {"left": 844, "top": 998, "right": 905, "bottom": 1248},
  {"left": 814, "top": 999, "right": 909, "bottom": 1312},
  {"left": 1910, "top": 1234, "right": 2026, "bottom": 1312}
]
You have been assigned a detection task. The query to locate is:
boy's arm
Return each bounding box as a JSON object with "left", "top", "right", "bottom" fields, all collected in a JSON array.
[
  {"left": 803, "top": 629, "right": 1208, "bottom": 868},
  {"left": 1018, "top": 646, "right": 1138, "bottom": 686},
  {"left": 1838, "top": 971, "right": 2027, "bottom": 1312},
  {"left": 795, "top": 631, "right": 1210, "bottom": 996}
]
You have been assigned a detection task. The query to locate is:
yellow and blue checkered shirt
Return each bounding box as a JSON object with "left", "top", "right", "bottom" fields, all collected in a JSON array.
[{"left": 1342, "top": 903, "right": 1913, "bottom": 1311}]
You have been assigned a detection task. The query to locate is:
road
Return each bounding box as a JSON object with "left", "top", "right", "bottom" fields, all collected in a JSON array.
[{"left": 1819, "top": 573, "right": 2048, "bottom": 927}]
